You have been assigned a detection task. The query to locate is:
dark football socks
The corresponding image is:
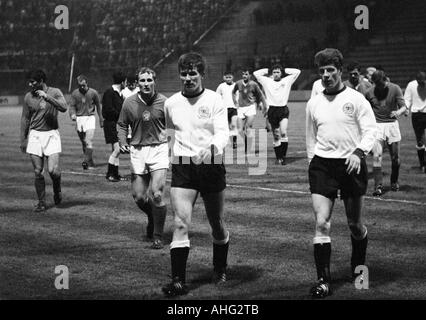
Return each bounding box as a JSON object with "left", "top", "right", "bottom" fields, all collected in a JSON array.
[
  {"left": 281, "top": 142, "right": 288, "bottom": 158},
  {"left": 171, "top": 247, "right": 190, "bottom": 283},
  {"left": 314, "top": 243, "right": 331, "bottom": 282},
  {"left": 373, "top": 166, "right": 383, "bottom": 187},
  {"left": 351, "top": 234, "right": 368, "bottom": 275},
  {"left": 152, "top": 205, "right": 167, "bottom": 240},
  {"left": 213, "top": 241, "right": 229, "bottom": 272},
  {"left": 85, "top": 148, "right": 93, "bottom": 164},
  {"left": 106, "top": 163, "right": 115, "bottom": 177},
  {"left": 273, "top": 146, "right": 282, "bottom": 160},
  {"left": 136, "top": 199, "right": 153, "bottom": 237},
  {"left": 417, "top": 148, "right": 425, "bottom": 168},
  {"left": 50, "top": 173, "right": 61, "bottom": 196},
  {"left": 78, "top": 132, "right": 86, "bottom": 153},
  {"left": 35, "top": 175, "right": 46, "bottom": 203},
  {"left": 390, "top": 162, "right": 400, "bottom": 184}
]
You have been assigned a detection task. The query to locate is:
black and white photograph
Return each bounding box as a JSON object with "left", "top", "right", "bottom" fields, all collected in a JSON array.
[{"left": 0, "top": 0, "right": 425, "bottom": 308}]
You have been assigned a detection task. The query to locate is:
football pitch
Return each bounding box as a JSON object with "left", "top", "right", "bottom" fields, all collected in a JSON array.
[{"left": 0, "top": 102, "right": 425, "bottom": 300}]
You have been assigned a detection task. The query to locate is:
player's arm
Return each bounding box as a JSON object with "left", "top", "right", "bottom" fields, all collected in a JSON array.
[
  {"left": 20, "top": 99, "right": 31, "bottom": 153},
  {"left": 37, "top": 89, "right": 67, "bottom": 112},
  {"left": 390, "top": 85, "right": 408, "bottom": 118},
  {"left": 253, "top": 68, "right": 269, "bottom": 86},
  {"left": 117, "top": 104, "right": 130, "bottom": 153},
  {"left": 256, "top": 84, "right": 268, "bottom": 115},
  {"left": 93, "top": 91, "right": 104, "bottom": 127},
  {"left": 305, "top": 100, "right": 317, "bottom": 163},
  {"left": 164, "top": 100, "right": 177, "bottom": 159},
  {"left": 283, "top": 68, "right": 301, "bottom": 84},
  {"left": 403, "top": 82, "right": 413, "bottom": 114},
  {"left": 232, "top": 84, "right": 239, "bottom": 108},
  {"left": 69, "top": 93, "right": 77, "bottom": 121}
]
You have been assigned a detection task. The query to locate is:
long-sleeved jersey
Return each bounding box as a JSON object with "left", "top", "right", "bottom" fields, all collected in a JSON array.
[
  {"left": 365, "top": 82, "right": 406, "bottom": 123},
  {"left": 101, "top": 86, "right": 124, "bottom": 122},
  {"left": 69, "top": 88, "right": 101, "bottom": 117},
  {"left": 232, "top": 80, "right": 263, "bottom": 107},
  {"left": 253, "top": 68, "right": 301, "bottom": 106},
  {"left": 117, "top": 93, "right": 167, "bottom": 147},
  {"left": 311, "top": 79, "right": 324, "bottom": 99},
  {"left": 21, "top": 87, "right": 67, "bottom": 142},
  {"left": 216, "top": 82, "right": 236, "bottom": 109},
  {"left": 306, "top": 86, "right": 377, "bottom": 160},
  {"left": 404, "top": 80, "right": 426, "bottom": 113},
  {"left": 165, "top": 89, "right": 229, "bottom": 157}
]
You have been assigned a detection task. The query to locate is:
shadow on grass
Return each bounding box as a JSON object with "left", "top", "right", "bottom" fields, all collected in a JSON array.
[{"left": 55, "top": 199, "right": 96, "bottom": 209}]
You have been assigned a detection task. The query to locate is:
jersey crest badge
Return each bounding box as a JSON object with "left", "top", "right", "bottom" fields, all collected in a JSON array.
[
  {"left": 198, "top": 105, "right": 211, "bottom": 119},
  {"left": 143, "top": 110, "right": 151, "bottom": 121},
  {"left": 343, "top": 103, "right": 355, "bottom": 115},
  {"left": 39, "top": 100, "right": 47, "bottom": 109}
]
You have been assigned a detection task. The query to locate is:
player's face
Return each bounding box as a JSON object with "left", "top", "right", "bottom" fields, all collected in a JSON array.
[
  {"left": 180, "top": 68, "right": 203, "bottom": 96},
  {"left": 29, "top": 79, "right": 43, "bottom": 95},
  {"left": 373, "top": 77, "right": 386, "bottom": 89},
  {"left": 128, "top": 81, "right": 137, "bottom": 90},
  {"left": 224, "top": 74, "right": 233, "bottom": 85},
  {"left": 138, "top": 72, "right": 155, "bottom": 96},
  {"left": 319, "top": 65, "right": 342, "bottom": 93},
  {"left": 272, "top": 69, "right": 282, "bottom": 81},
  {"left": 349, "top": 69, "right": 360, "bottom": 84},
  {"left": 78, "top": 80, "right": 88, "bottom": 93},
  {"left": 242, "top": 71, "right": 250, "bottom": 82}
]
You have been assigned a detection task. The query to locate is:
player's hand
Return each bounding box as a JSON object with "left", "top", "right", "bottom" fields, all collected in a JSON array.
[
  {"left": 36, "top": 90, "right": 47, "bottom": 99},
  {"left": 20, "top": 141, "right": 27, "bottom": 153},
  {"left": 404, "top": 109, "right": 409, "bottom": 117},
  {"left": 71, "top": 115, "right": 77, "bottom": 122},
  {"left": 390, "top": 111, "right": 399, "bottom": 119},
  {"left": 119, "top": 144, "right": 130, "bottom": 154},
  {"left": 345, "top": 154, "right": 361, "bottom": 175},
  {"left": 99, "top": 119, "right": 104, "bottom": 128},
  {"left": 192, "top": 148, "right": 212, "bottom": 164}
]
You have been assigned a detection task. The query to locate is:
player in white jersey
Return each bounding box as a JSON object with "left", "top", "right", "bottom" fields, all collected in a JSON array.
[
  {"left": 310, "top": 78, "right": 325, "bottom": 99},
  {"left": 216, "top": 71, "right": 238, "bottom": 149},
  {"left": 254, "top": 65, "right": 300, "bottom": 164},
  {"left": 404, "top": 71, "right": 426, "bottom": 173},
  {"left": 162, "top": 52, "right": 230, "bottom": 297},
  {"left": 306, "top": 48, "right": 377, "bottom": 299}
]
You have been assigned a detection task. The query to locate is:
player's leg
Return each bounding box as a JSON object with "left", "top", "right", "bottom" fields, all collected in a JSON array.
[
  {"left": 150, "top": 168, "right": 168, "bottom": 249},
  {"left": 269, "top": 108, "right": 282, "bottom": 163},
  {"left": 230, "top": 112, "right": 238, "bottom": 149},
  {"left": 84, "top": 128, "right": 96, "bottom": 169},
  {"left": 310, "top": 194, "right": 334, "bottom": 298},
  {"left": 203, "top": 191, "right": 229, "bottom": 283},
  {"left": 343, "top": 196, "right": 368, "bottom": 280},
  {"left": 388, "top": 141, "right": 401, "bottom": 190},
  {"left": 278, "top": 116, "right": 289, "bottom": 164},
  {"left": 46, "top": 152, "right": 62, "bottom": 206},
  {"left": 77, "top": 131, "right": 87, "bottom": 156},
  {"left": 131, "top": 173, "right": 153, "bottom": 239},
  {"left": 162, "top": 187, "right": 198, "bottom": 296},
  {"left": 107, "top": 142, "right": 121, "bottom": 181},
  {"left": 412, "top": 114, "right": 426, "bottom": 171},
  {"left": 372, "top": 139, "right": 384, "bottom": 196},
  {"left": 30, "top": 154, "right": 46, "bottom": 211},
  {"left": 245, "top": 114, "right": 256, "bottom": 154}
]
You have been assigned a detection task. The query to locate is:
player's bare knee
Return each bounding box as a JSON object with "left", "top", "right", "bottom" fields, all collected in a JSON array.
[
  {"left": 34, "top": 168, "right": 43, "bottom": 178},
  {"left": 316, "top": 220, "right": 331, "bottom": 235},
  {"left": 348, "top": 221, "right": 364, "bottom": 237},
  {"left": 133, "top": 193, "right": 148, "bottom": 204},
  {"left": 153, "top": 191, "right": 163, "bottom": 206},
  {"left": 49, "top": 168, "right": 61, "bottom": 178}
]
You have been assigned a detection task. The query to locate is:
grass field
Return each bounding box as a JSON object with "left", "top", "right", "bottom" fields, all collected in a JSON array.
[{"left": 0, "top": 102, "right": 425, "bottom": 300}]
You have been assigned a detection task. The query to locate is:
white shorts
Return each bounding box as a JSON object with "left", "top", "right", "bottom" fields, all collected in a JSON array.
[
  {"left": 76, "top": 115, "right": 96, "bottom": 132},
  {"left": 237, "top": 104, "right": 257, "bottom": 119},
  {"left": 130, "top": 143, "right": 169, "bottom": 175},
  {"left": 376, "top": 121, "right": 401, "bottom": 144},
  {"left": 26, "top": 129, "right": 62, "bottom": 157}
]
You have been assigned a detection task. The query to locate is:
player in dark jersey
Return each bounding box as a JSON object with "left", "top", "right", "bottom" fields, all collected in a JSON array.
[
  {"left": 365, "top": 70, "right": 407, "bottom": 195},
  {"left": 69, "top": 75, "right": 103, "bottom": 170},
  {"left": 102, "top": 71, "right": 127, "bottom": 182},
  {"left": 20, "top": 70, "right": 68, "bottom": 212},
  {"left": 117, "top": 67, "right": 169, "bottom": 249},
  {"left": 343, "top": 61, "right": 372, "bottom": 97}
]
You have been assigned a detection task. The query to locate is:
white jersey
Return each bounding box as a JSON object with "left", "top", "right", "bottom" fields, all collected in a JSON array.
[
  {"left": 306, "top": 86, "right": 377, "bottom": 160},
  {"left": 122, "top": 87, "right": 140, "bottom": 100},
  {"left": 165, "top": 89, "right": 229, "bottom": 157},
  {"left": 216, "top": 82, "right": 236, "bottom": 109},
  {"left": 404, "top": 80, "right": 426, "bottom": 113},
  {"left": 310, "top": 79, "right": 324, "bottom": 99},
  {"left": 253, "top": 68, "right": 300, "bottom": 106}
]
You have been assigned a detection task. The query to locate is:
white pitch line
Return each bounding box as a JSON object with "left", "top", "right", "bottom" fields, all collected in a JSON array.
[{"left": 60, "top": 170, "right": 426, "bottom": 207}]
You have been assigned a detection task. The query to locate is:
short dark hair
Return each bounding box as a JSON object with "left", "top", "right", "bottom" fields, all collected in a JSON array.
[
  {"left": 271, "top": 64, "right": 284, "bottom": 73},
  {"left": 76, "top": 74, "right": 88, "bottom": 83},
  {"left": 314, "top": 48, "right": 343, "bottom": 70},
  {"left": 223, "top": 70, "right": 233, "bottom": 76},
  {"left": 371, "top": 70, "right": 386, "bottom": 83},
  {"left": 346, "top": 61, "right": 360, "bottom": 72},
  {"left": 178, "top": 52, "right": 206, "bottom": 76},
  {"left": 241, "top": 67, "right": 253, "bottom": 74},
  {"left": 27, "top": 69, "right": 47, "bottom": 83},
  {"left": 137, "top": 67, "right": 156, "bottom": 81},
  {"left": 112, "top": 71, "right": 126, "bottom": 84},
  {"left": 126, "top": 73, "right": 138, "bottom": 83},
  {"left": 416, "top": 71, "right": 426, "bottom": 81}
]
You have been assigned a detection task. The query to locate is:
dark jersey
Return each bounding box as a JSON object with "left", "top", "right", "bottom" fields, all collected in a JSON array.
[
  {"left": 117, "top": 93, "right": 167, "bottom": 146},
  {"left": 102, "top": 87, "right": 124, "bottom": 122},
  {"left": 365, "top": 82, "right": 405, "bottom": 123},
  {"left": 69, "top": 88, "right": 100, "bottom": 117},
  {"left": 232, "top": 80, "right": 263, "bottom": 107},
  {"left": 22, "top": 87, "right": 67, "bottom": 132}
]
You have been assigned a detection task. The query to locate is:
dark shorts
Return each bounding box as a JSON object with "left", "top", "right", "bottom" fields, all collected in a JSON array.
[
  {"left": 171, "top": 157, "right": 226, "bottom": 196},
  {"left": 103, "top": 120, "right": 118, "bottom": 144},
  {"left": 267, "top": 106, "right": 289, "bottom": 128},
  {"left": 412, "top": 112, "right": 426, "bottom": 145},
  {"left": 227, "top": 108, "right": 237, "bottom": 123},
  {"left": 309, "top": 155, "right": 368, "bottom": 199}
]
